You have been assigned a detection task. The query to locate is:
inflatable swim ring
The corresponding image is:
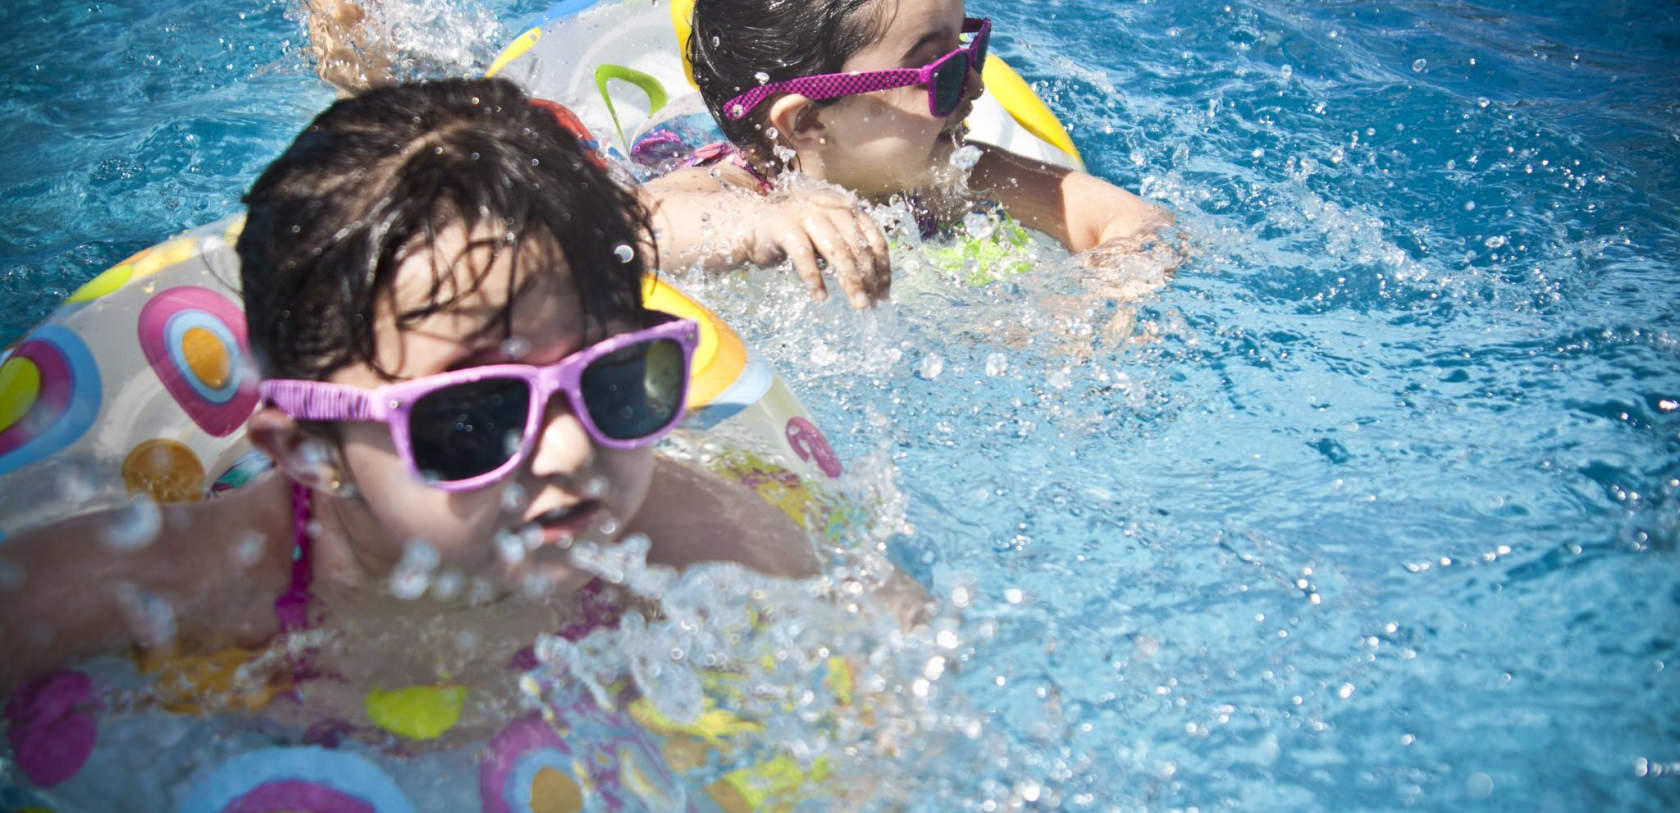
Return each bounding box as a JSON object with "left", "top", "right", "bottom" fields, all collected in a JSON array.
[
  {"left": 0, "top": 103, "right": 859, "bottom": 813},
  {"left": 487, "top": 0, "right": 1078, "bottom": 288},
  {"left": 486, "top": 0, "right": 1084, "bottom": 172},
  {"left": 0, "top": 215, "right": 844, "bottom": 541}
]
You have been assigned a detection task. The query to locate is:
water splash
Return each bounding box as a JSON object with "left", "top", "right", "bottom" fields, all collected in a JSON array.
[{"left": 388, "top": 538, "right": 440, "bottom": 600}]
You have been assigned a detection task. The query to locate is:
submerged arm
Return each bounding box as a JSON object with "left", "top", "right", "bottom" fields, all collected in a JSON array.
[{"left": 0, "top": 478, "right": 294, "bottom": 692}]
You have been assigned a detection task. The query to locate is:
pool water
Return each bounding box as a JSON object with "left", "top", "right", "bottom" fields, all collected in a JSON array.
[{"left": 3, "top": 0, "right": 1678, "bottom": 809}]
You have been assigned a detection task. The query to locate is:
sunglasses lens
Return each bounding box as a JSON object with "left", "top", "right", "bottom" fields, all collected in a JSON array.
[
  {"left": 581, "top": 338, "right": 687, "bottom": 441},
  {"left": 409, "top": 377, "right": 532, "bottom": 483},
  {"left": 934, "top": 57, "right": 969, "bottom": 116},
  {"left": 973, "top": 28, "right": 990, "bottom": 70}
]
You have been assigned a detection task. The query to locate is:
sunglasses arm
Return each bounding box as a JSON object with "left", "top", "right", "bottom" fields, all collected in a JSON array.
[
  {"left": 724, "top": 69, "right": 924, "bottom": 120},
  {"left": 259, "top": 380, "right": 386, "bottom": 423}
]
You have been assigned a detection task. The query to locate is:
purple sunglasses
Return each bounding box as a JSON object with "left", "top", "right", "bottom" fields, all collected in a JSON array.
[
  {"left": 723, "top": 17, "right": 991, "bottom": 121},
  {"left": 259, "top": 311, "right": 699, "bottom": 491}
]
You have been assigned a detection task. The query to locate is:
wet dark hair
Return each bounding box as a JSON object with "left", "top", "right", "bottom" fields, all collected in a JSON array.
[
  {"left": 687, "top": 0, "right": 883, "bottom": 160},
  {"left": 238, "top": 77, "right": 651, "bottom": 381}
]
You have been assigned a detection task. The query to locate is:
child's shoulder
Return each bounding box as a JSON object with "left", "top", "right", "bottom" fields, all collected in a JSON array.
[{"left": 633, "top": 457, "right": 819, "bottom": 579}]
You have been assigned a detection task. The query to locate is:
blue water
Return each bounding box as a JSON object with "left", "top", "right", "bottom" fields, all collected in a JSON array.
[{"left": 3, "top": 0, "right": 1678, "bottom": 809}]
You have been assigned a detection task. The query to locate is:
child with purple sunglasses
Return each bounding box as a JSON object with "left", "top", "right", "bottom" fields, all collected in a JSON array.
[
  {"left": 645, "top": 0, "right": 1172, "bottom": 297},
  {"left": 0, "top": 78, "right": 840, "bottom": 706}
]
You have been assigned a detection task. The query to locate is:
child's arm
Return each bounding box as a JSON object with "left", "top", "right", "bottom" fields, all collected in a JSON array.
[
  {"left": 639, "top": 168, "right": 892, "bottom": 309},
  {"left": 968, "top": 142, "right": 1171, "bottom": 254},
  {"left": 0, "top": 479, "right": 294, "bottom": 692},
  {"left": 301, "top": 0, "right": 391, "bottom": 96},
  {"left": 633, "top": 459, "right": 933, "bottom": 628},
  {"left": 635, "top": 458, "right": 822, "bottom": 579}
]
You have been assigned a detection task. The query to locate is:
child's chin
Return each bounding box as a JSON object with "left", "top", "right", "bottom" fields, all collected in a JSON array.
[{"left": 501, "top": 558, "right": 594, "bottom": 600}]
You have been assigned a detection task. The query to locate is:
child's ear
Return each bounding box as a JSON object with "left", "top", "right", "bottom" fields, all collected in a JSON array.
[
  {"left": 247, "top": 407, "right": 344, "bottom": 492},
  {"left": 766, "top": 94, "right": 826, "bottom": 150}
]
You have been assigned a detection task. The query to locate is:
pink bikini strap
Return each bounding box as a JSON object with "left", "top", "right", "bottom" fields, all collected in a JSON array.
[{"left": 274, "top": 482, "right": 314, "bottom": 633}]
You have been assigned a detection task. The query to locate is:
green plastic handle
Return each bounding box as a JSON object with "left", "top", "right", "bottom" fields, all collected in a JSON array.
[{"left": 595, "top": 64, "right": 668, "bottom": 153}]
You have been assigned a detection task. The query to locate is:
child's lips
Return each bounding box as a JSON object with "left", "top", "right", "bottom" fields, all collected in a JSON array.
[{"left": 522, "top": 501, "right": 601, "bottom": 547}]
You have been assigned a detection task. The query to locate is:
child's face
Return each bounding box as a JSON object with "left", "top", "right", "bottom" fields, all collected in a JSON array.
[
  {"left": 325, "top": 225, "right": 654, "bottom": 595},
  {"left": 810, "top": 0, "right": 980, "bottom": 198}
]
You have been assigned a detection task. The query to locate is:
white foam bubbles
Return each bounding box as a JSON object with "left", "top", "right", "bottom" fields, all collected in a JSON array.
[
  {"left": 388, "top": 539, "right": 440, "bottom": 600},
  {"left": 103, "top": 496, "right": 162, "bottom": 552}
]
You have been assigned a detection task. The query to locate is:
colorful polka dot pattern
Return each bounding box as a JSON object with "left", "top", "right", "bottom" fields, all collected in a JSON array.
[
  {"left": 480, "top": 694, "right": 683, "bottom": 813},
  {"left": 137, "top": 286, "right": 259, "bottom": 437},
  {"left": 120, "top": 438, "right": 206, "bottom": 503},
  {"left": 0, "top": 325, "right": 101, "bottom": 478},
  {"left": 785, "top": 417, "right": 842, "bottom": 479},
  {"left": 176, "top": 747, "right": 417, "bottom": 813}
]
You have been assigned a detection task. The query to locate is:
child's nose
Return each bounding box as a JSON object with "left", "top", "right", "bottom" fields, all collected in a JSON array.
[{"left": 526, "top": 393, "right": 596, "bottom": 478}]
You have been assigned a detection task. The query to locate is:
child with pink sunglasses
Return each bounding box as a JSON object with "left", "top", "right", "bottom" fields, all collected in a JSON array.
[
  {"left": 0, "top": 78, "right": 839, "bottom": 708},
  {"left": 645, "top": 0, "right": 1172, "bottom": 302}
]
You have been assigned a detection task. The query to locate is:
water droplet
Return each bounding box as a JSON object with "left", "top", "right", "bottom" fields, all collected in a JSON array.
[
  {"left": 917, "top": 352, "right": 945, "bottom": 380},
  {"left": 613, "top": 243, "right": 635, "bottom": 263},
  {"left": 962, "top": 211, "right": 995, "bottom": 240},
  {"left": 520, "top": 523, "right": 546, "bottom": 550},
  {"left": 500, "top": 336, "right": 531, "bottom": 360},
  {"left": 468, "top": 577, "right": 496, "bottom": 605},
  {"left": 115, "top": 583, "right": 177, "bottom": 646},
  {"left": 230, "top": 530, "right": 268, "bottom": 568},
  {"left": 388, "top": 539, "right": 440, "bottom": 600},
  {"left": 495, "top": 529, "right": 526, "bottom": 565},
  {"left": 948, "top": 144, "right": 982, "bottom": 171},
  {"left": 519, "top": 571, "right": 555, "bottom": 599},
  {"left": 1483, "top": 234, "right": 1507, "bottom": 249},
  {"left": 430, "top": 569, "right": 463, "bottom": 601},
  {"left": 501, "top": 482, "right": 527, "bottom": 513},
  {"left": 985, "top": 353, "right": 1009, "bottom": 377},
  {"left": 104, "top": 496, "right": 163, "bottom": 551},
  {"left": 1411, "top": 58, "right": 1428, "bottom": 72},
  {"left": 534, "top": 632, "right": 573, "bottom": 665},
  {"left": 754, "top": 71, "right": 770, "bottom": 84},
  {"left": 54, "top": 464, "right": 96, "bottom": 502},
  {"left": 584, "top": 476, "right": 609, "bottom": 498}
]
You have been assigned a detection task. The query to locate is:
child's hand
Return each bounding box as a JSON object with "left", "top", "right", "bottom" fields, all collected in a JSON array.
[{"left": 745, "top": 189, "right": 891, "bottom": 309}]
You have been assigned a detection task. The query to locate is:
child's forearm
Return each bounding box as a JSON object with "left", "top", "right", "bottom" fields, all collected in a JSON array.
[
  {"left": 635, "top": 182, "right": 758, "bottom": 274},
  {"left": 635, "top": 174, "right": 892, "bottom": 307},
  {"left": 302, "top": 0, "right": 391, "bottom": 96},
  {"left": 971, "top": 143, "right": 1169, "bottom": 254},
  {"left": 0, "top": 485, "right": 293, "bottom": 692}
]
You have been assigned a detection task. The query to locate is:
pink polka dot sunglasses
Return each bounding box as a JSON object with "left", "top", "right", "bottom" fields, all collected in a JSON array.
[{"left": 723, "top": 17, "right": 991, "bottom": 121}]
